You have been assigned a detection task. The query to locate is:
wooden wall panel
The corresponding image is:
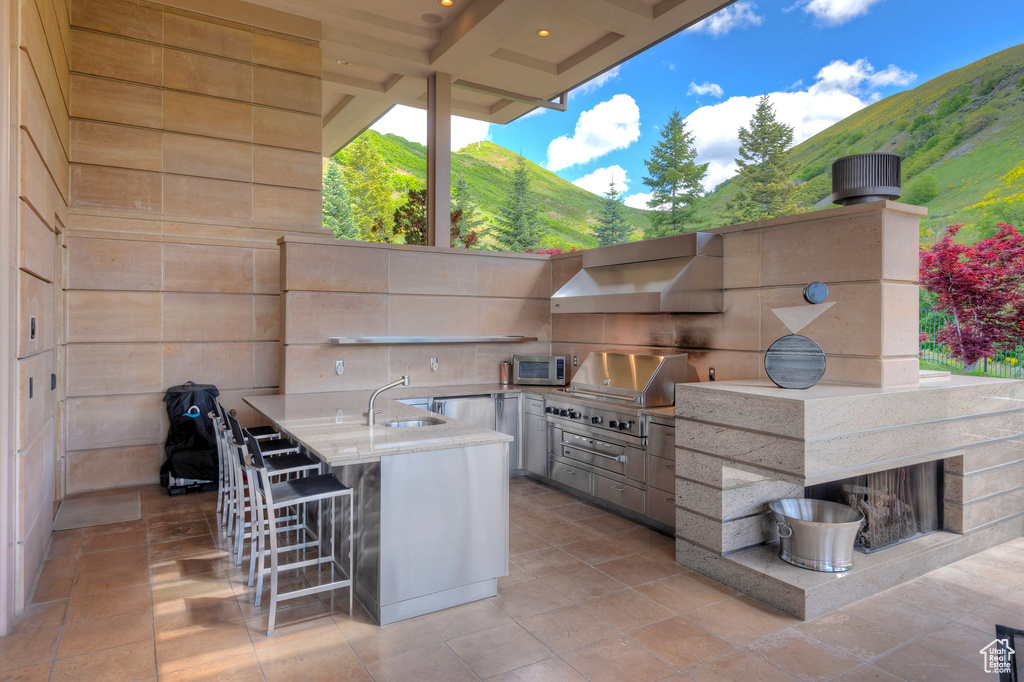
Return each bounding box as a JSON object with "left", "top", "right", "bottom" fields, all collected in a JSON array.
[{"left": 65, "top": 0, "right": 324, "bottom": 492}]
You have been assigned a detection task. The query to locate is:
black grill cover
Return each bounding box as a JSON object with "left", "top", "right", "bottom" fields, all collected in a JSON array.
[{"left": 161, "top": 381, "right": 220, "bottom": 482}]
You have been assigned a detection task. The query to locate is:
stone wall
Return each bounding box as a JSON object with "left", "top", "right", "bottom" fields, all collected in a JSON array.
[
  {"left": 551, "top": 201, "right": 923, "bottom": 388},
  {"left": 279, "top": 236, "right": 552, "bottom": 393},
  {"left": 64, "top": 0, "right": 325, "bottom": 493}
]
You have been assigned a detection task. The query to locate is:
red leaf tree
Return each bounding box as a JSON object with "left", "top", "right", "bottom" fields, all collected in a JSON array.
[{"left": 919, "top": 223, "right": 1024, "bottom": 368}]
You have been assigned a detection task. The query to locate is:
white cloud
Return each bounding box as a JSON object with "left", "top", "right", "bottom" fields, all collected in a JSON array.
[
  {"left": 690, "top": 2, "right": 764, "bottom": 36},
  {"left": 546, "top": 94, "right": 641, "bottom": 171},
  {"left": 572, "top": 67, "right": 621, "bottom": 96},
  {"left": 572, "top": 165, "right": 629, "bottom": 196},
  {"left": 684, "top": 58, "right": 917, "bottom": 191},
  {"left": 370, "top": 105, "right": 490, "bottom": 151},
  {"left": 801, "top": 0, "right": 884, "bottom": 25},
  {"left": 623, "top": 192, "right": 653, "bottom": 210},
  {"left": 688, "top": 81, "right": 725, "bottom": 98}
]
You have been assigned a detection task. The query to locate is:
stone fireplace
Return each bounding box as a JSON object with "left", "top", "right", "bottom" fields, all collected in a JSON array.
[
  {"left": 673, "top": 376, "right": 1024, "bottom": 620},
  {"left": 807, "top": 460, "right": 943, "bottom": 553}
]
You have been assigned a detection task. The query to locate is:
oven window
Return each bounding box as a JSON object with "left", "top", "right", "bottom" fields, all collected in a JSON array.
[{"left": 518, "top": 362, "right": 549, "bottom": 379}]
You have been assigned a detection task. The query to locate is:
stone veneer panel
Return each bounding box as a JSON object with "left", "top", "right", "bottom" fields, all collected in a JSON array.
[
  {"left": 674, "top": 376, "right": 1024, "bottom": 619},
  {"left": 279, "top": 237, "right": 554, "bottom": 393},
  {"left": 551, "top": 201, "right": 925, "bottom": 388},
  {"left": 64, "top": 0, "right": 324, "bottom": 493}
]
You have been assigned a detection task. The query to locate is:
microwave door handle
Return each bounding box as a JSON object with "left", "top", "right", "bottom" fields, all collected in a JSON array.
[{"left": 561, "top": 442, "right": 626, "bottom": 463}]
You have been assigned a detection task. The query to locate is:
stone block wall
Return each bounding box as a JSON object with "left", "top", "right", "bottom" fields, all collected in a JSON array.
[
  {"left": 64, "top": 0, "right": 325, "bottom": 493},
  {"left": 551, "top": 201, "right": 924, "bottom": 388},
  {"left": 279, "top": 237, "right": 553, "bottom": 393}
]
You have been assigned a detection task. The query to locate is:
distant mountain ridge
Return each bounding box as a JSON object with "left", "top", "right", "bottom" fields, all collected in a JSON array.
[
  {"left": 335, "top": 43, "right": 1024, "bottom": 248},
  {"left": 335, "top": 132, "right": 654, "bottom": 250},
  {"left": 692, "top": 43, "right": 1024, "bottom": 240}
]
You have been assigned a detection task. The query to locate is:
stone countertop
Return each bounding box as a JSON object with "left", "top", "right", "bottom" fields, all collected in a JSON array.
[{"left": 245, "top": 391, "right": 513, "bottom": 467}]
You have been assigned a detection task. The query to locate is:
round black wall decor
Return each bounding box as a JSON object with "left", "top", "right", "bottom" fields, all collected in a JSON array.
[{"left": 765, "top": 335, "right": 826, "bottom": 389}]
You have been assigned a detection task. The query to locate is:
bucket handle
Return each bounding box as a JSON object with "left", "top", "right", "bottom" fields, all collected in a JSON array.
[{"left": 776, "top": 521, "right": 793, "bottom": 538}]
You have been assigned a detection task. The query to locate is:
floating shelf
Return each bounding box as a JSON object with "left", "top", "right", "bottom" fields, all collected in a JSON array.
[{"left": 328, "top": 335, "right": 539, "bottom": 345}]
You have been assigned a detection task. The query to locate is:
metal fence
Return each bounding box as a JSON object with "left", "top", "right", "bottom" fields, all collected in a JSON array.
[{"left": 920, "top": 308, "right": 1024, "bottom": 378}]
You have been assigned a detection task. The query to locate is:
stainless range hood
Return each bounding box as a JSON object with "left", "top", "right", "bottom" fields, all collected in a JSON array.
[{"left": 551, "top": 232, "right": 723, "bottom": 314}]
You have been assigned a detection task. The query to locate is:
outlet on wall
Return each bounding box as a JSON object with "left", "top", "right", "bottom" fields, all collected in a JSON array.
[
  {"left": 430, "top": 357, "right": 439, "bottom": 372},
  {"left": 709, "top": 367, "right": 716, "bottom": 381},
  {"left": 336, "top": 360, "right": 345, "bottom": 376}
]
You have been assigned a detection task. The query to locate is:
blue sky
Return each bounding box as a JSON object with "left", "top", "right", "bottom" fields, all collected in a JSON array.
[{"left": 372, "top": 0, "right": 1024, "bottom": 208}]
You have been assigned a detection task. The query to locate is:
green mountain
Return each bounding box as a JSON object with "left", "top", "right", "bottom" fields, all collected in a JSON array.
[
  {"left": 334, "top": 131, "right": 653, "bottom": 250},
  {"left": 691, "top": 43, "right": 1024, "bottom": 241}
]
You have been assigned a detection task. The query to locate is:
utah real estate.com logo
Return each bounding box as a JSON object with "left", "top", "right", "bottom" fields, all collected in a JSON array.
[{"left": 981, "top": 638, "right": 1015, "bottom": 675}]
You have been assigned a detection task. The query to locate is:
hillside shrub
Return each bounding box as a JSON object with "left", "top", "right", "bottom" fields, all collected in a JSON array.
[
  {"left": 935, "top": 90, "right": 971, "bottom": 118},
  {"left": 962, "top": 106, "right": 1000, "bottom": 138},
  {"left": 1019, "top": 76, "right": 1024, "bottom": 89},
  {"left": 798, "top": 163, "right": 828, "bottom": 181},
  {"left": 909, "top": 114, "right": 932, "bottom": 132},
  {"left": 847, "top": 131, "right": 864, "bottom": 145},
  {"left": 906, "top": 175, "right": 938, "bottom": 205}
]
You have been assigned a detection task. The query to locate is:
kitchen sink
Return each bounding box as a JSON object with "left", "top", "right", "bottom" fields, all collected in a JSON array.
[{"left": 382, "top": 418, "right": 445, "bottom": 428}]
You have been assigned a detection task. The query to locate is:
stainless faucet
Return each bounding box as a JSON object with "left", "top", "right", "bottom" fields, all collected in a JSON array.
[{"left": 366, "top": 375, "right": 410, "bottom": 426}]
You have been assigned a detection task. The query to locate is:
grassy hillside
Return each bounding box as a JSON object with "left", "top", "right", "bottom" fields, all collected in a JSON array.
[
  {"left": 692, "top": 43, "right": 1024, "bottom": 242},
  {"left": 335, "top": 132, "right": 654, "bottom": 250}
]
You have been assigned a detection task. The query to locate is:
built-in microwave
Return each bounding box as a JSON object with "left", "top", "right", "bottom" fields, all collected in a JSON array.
[{"left": 512, "top": 355, "right": 568, "bottom": 386}]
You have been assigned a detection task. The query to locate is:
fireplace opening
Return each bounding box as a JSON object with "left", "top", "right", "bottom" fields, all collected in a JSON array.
[{"left": 805, "top": 460, "right": 943, "bottom": 553}]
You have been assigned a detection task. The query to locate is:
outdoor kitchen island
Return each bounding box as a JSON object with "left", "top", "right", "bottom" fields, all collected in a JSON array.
[{"left": 244, "top": 391, "right": 512, "bottom": 626}]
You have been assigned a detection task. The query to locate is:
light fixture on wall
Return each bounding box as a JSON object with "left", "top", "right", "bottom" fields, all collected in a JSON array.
[
  {"left": 536, "top": 29, "right": 550, "bottom": 37},
  {"left": 336, "top": 59, "right": 350, "bottom": 65},
  {"left": 439, "top": 0, "right": 454, "bottom": 5}
]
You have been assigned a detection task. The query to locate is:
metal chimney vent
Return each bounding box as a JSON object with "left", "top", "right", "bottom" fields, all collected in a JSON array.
[{"left": 830, "top": 153, "right": 901, "bottom": 206}]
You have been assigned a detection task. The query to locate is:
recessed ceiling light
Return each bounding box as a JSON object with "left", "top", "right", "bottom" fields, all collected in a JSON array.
[
  {"left": 536, "top": 29, "right": 550, "bottom": 37},
  {"left": 421, "top": 12, "right": 443, "bottom": 23},
  {"left": 439, "top": 0, "right": 454, "bottom": 6}
]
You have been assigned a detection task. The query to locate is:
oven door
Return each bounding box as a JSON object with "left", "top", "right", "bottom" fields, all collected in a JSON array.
[{"left": 559, "top": 429, "right": 645, "bottom": 481}]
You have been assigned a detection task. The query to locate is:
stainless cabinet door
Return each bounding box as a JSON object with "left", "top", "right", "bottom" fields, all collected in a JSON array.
[
  {"left": 524, "top": 412, "right": 547, "bottom": 477},
  {"left": 432, "top": 397, "right": 495, "bottom": 429},
  {"left": 496, "top": 396, "right": 520, "bottom": 471}
]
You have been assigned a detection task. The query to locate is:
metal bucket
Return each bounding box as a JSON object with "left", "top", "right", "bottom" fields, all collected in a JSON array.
[{"left": 769, "top": 499, "right": 865, "bottom": 572}]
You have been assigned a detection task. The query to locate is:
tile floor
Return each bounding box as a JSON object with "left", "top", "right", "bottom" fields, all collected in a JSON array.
[{"left": 2, "top": 477, "right": 1022, "bottom": 681}]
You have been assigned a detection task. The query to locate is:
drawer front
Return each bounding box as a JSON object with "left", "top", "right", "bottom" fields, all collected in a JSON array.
[
  {"left": 525, "top": 397, "right": 545, "bottom": 416},
  {"left": 646, "top": 454, "right": 675, "bottom": 493},
  {"left": 647, "top": 422, "right": 675, "bottom": 459},
  {"left": 549, "top": 457, "right": 592, "bottom": 494},
  {"left": 592, "top": 474, "right": 645, "bottom": 515},
  {"left": 646, "top": 488, "right": 675, "bottom": 527}
]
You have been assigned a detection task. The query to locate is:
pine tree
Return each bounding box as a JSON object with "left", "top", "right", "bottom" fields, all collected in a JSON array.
[
  {"left": 594, "top": 180, "right": 631, "bottom": 246},
  {"left": 453, "top": 173, "right": 485, "bottom": 236},
  {"left": 339, "top": 135, "right": 396, "bottom": 242},
  {"left": 721, "top": 95, "right": 798, "bottom": 225},
  {"left": 641, "top": 109, "right": 708, "bottom": 238},
  {"left": 494, "top": 156, "right": 542, "bottom": 251},
  {"left": 322, "top": 160, "right": 358, "bottom": 240}
]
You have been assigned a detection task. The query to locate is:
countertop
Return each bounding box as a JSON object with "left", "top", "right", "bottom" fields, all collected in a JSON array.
[
  {"left": 245, "top": 390, "right": 514, "bottom": 466},
  {"left": 245, "top": 382, "right": 679, "bottom": 466}
]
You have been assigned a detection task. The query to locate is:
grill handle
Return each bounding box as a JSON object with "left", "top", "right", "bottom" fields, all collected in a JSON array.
[{"left": 561, "top": 441, "right": 626, "bottom": 463}]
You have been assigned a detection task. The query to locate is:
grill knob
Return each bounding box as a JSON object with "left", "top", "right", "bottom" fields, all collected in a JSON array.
[
  {"left": 609, "top": 420, "right": 619, "bottom": 428},
  {"left": 569, "top": 411, "right": 580, "bottom": 419},
  {"left": 618, "top": 421, "right": 631, "bottom": 431},
  {"left": 545, "top": 407, "right": 553, "bottom": 414},
  {"left": 559, "top": 409, "right": 568, "bottom": 417},
  {"left": 591, "top": 416, "right": 602, "bottom": 425}
]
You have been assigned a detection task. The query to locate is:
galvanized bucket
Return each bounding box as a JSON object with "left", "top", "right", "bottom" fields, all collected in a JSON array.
[{"left": 769, "top": 499, "right": 865, "bottom": 572}]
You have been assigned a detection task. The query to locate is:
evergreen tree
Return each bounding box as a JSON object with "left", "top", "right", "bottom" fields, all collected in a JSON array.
[
  {"left": 453, "top": 173, "right": 485, "bottom": 236},
  {"left": 721, "top": 95, "right": 798, "bottom": 225},
  {"left": 322, "top": 160, "right": 358, "bottom": 240},
  {"left": 594, "top": 180, "right": 631, "bottom": 246},
  {"left": 641, "top": 109, "right": 708, "bottom": 238},
  {"left": 339, "top": 135, "right": 396, "bottom": 242},
  {"left": 494, "top": 156, "right": 542, "bottom": 251}
]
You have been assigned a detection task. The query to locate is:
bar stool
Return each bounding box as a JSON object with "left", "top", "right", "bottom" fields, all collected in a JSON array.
[
  {"left": 225, "top": 413, "right": 318, "bottom": 571},
  {"left": 215, "top": 403, "right": 285, "bottom": 530},
  {"left": 246, "top": 433, "right": 354, "bottom": 636}
]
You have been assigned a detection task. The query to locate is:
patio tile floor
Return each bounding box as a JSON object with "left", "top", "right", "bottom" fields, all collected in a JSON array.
[{"left": 2, "top": 477, "right": 1018, "bottom": 681}]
